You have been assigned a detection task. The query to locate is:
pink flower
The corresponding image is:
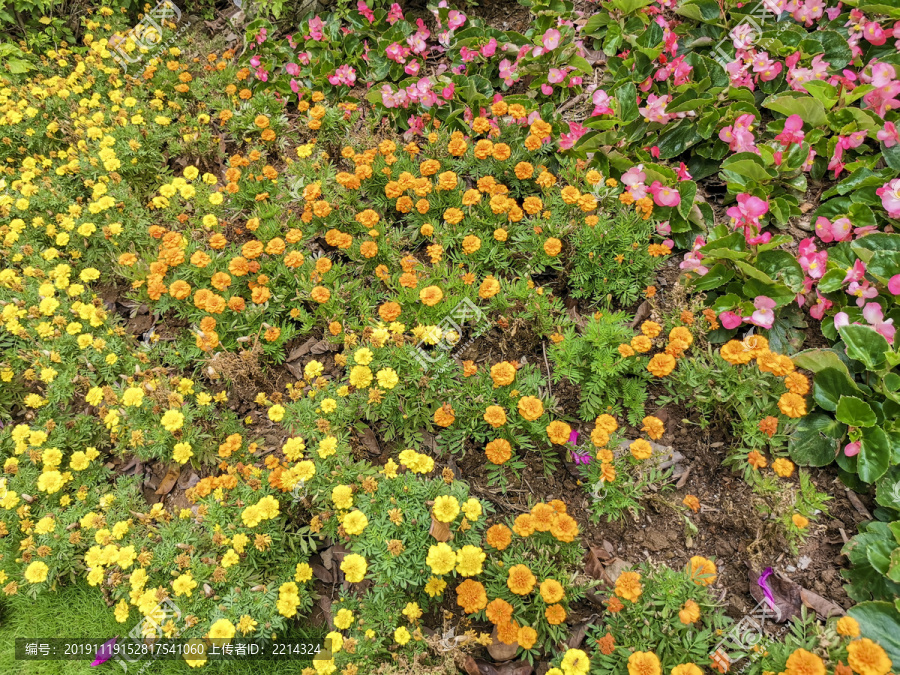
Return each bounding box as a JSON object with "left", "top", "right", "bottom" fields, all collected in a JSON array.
[
  {"left": 591, "top": 89, "right": 613, "bottom": 115},
  {"left": 548, "top": 68, "right": 567, "bottom": 84},
  {"left": 718, "top": 113, "right": 758, "bottom": 153},
  {"left": 357, "top": 0, "right": 375, "bottom": 22},
  {"left": 676, "top": 162, "right": 693, "bottom": 181},
  {"left": 327, "top": 64, "right": 356, "bottom": 87},
  {"left": 747, "top": 296, "right": 776, "bottom": 329},
  {"left": 720, "top": 311, "right": 743, "bottom": 329},
  {"left": 387, "top": 2, "right": 404, "bottom": 24},
  {"left": 726, "top": 193, "right": 769, "bottom": 229},
  {"left": 480, "top": 38, "right": 497, "bottom": 57},
  {"left": 649, "top": 181, "right": 681, "bottom": 207},
  {"left": 622, "top": 165, "right": 648, "bottom": 200},
  {"left": 809, "top": 291, "right": 832, "bottom": 320},
  {"left": 844, "top": 441, "right": 861, "bottom": 457},
  {"left": 638, "top": 93, "right": 673, "bottom": 124},
  {"left": 499, "top": 59, "right": 517, "bottom": 86},
  {"left": 447, "top": 9, "right": 466, "bottom": 30},
  {"left": 559, "top": 122, "right": 587, "bottom": 150},
  {"left": 877, "top": 178, "right": 900, "bottom": 218},
  {"left": 863, "top": 21, "right": 886, "bottom": 45},
  {"left": 878, "top": 122, "right": 900, "bottom": 148},
  {"left": 656, "top": 221, "right": 671, "bottom": 236},
  {"left": 863, "top": 303, "right": 896, "bottom": 343},
  {"left": 440, "top": 84, "right": 455, "bottom": 100},
  {"left": 297, "top": 52, "right": 311, "bottom": 65},
  {"left": 848, "top": 279, "right": 879, "bottom": 307},
  {"left": 814, "top": 216, "right": 852, "bottom": 243},
  {"left": 307, "top": 16, "right": 324, "bottom": 41},
  {"left": 285, "top": 62, "right": 300, "bottom": 76},
  {"left": 541, "top": 83, "right": 553, "bottom": 96},
  {"left": 404, "top": 61, "right": 420, "bottom": 76},
  {"left": 385, "top": 42, "right": 408, "bottom": 64},
  {"left": 889, "top": 274, "right": 900, "bottom": 295},
  {"left": 775, "top": 115, "right": 805, "bottom": 146},
  {"left": 798, "top": 238, "right": 827, "bottom": 280},
  {"left": 542, "top": 28, "right": 561, "bottom": 50}
]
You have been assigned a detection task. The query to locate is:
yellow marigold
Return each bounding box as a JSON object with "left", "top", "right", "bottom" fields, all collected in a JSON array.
[
  {"left": 630, "top": 439, "right": 652, "bottom": 460},
  {"left": 540, "top": 578, "right": 565, "bottom": 604},
  {"left": 847, "top": 639, "right": 891, "bottom": 675},
  {"left": 836, "top": 616, "right": 860, "bottom": 638},
  {"left": 615, "top": 571, "right": 642, "bottom": 602},
  {"left": 490, "top": 362, "right": 516, "bottom": 387},
  {"left": 792, "top": 513, "right": 809, "bottom": 528},
  {"left": 546, "top": 420, "right": 572, "bottom": 445},
  {"left": 720, "top": 340, "right": 754, "bottom": 365},
  {"left": 785, "top": 649, "right": 826, "bottom": 675},
  {"left": 641, "top": 416, "right": 665, "bottom": 440},
  {"left": 679, "top": 600, "right": 701, "bottom": 624},
  {"left": 419, "top": 285, "right": 443, "bottom": 306},
  {"left": 627, "top": 652, "right": 661, "bottom": 675},
  {"left": 778, "top": 393, "right": 807, "bottom": 418},
  {"left": 772, "top": 458, "right": 794, "bottom": 477},
  {"left": 641, "top": 321, "right": 662, "bottom": 338},
  {"left": 687, "top": 556, "right": 717, "bottom": 585},
  {"left": 484, "top": 405, "right": 507, "bottom": 428},
  {"left": 544, "top": 237, "right": 562, "bottom": 257},
  {"left": 507, "top": 564, "right": 536, "bottom": 595},
  {"left": 647, "top": 353, "right": 676, "bottom": 377},
  {"left": 517, "top": 396, "right": 544, "bottom": 421}
]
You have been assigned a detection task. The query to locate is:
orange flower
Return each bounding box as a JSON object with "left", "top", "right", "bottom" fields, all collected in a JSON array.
[
  {"left": 759, "top": 416, "right": 778, "bottom": 437},
  {"left": 597, "top": 632, "right": 615, "bottom": 655},
  {"left": 546, "top": 420, "right": 572, "bottom": 445},
  {"left": 419, "top": 285, "right": 443, "bottom": 306},
  {"left": 550, "top": 513, "right": 579, "bottom": 542},
  {"left": 479, "top": 276, "right": 500, "bottom": 299},
  {"left": 483, "top": 405, "right": 507, "bottom": 428},
  {"left": 496, "top": 620, "right": 520, "bottom": 645},
  {"left": 539, "top": 579, "right": 564, "bottom": 604},
  {"left": 485, "top": 524, "right": 512, "bottom": 550},
  {"left": 630, "top": 439, "right": 652, "bottom": 460},
  {"left": 507, "top": 564, "right": 536, "bottom": 595},
  {"left": 530, "top": 503, "right": 556, "bottom": 532},
  {"left": 641, "top": 416, "right": 665, "bottom": 440},
  {"left": 683, "top": 495, "right": 700, "bottom": 513},
  {"left": 310, "top": 286, "right": 330, "bottom": 304},
  {"left": 379, "top": 302, "right": 401, "bottom": 322},
  {"left": 517, "top": 625, "right": 537, "bottom": 649},
  {"left": 490, "top": 362, "right": 516, "bottom": 387},
  {"left": 614, "top": 571, "right": 642, "bottom": 602},
  {"left": 785, "top": 372, "right": 809, "bottom": 395},
  {"left": 785, "top": 649, "right": 826, "bottom": 675},
  {"left": 846, "top": 638, "right": 892, "bottom": 675},
  {"left": 792, "top": 513, "right": 809, "bottom": 528},
  {"left": 748, "top": 450, "right": 767, "bottom": 470},
  {"left": 720, "top": 340, "right": 753, "bottom": 365},
  {"left": 512, "top": 514, "right": 535, "bottom": 537},
  {"left": 456, "top": 579, "right": 487, "bottom": 614},
  {"left": 485, "top": 439, "right": 512, "bottom": 465},
  {"left": 688, "top": 556, "right": 717, "bottom": 586},
  {"left": 606, "top": 596, "right": 624, "bottom": 613},
  {"left": 434, "top": 403, "right": 455, "bottom": 427},
  {"left": 647, "top": 353, "right": 676, "bottom": 377},
  {"left": 679, "top": 599, "right": 701, "bottom": 624},
  {"left": 545, "top": 604, "right": 566, "bottom": 625},
  {"left": 778, "top": 393, "right": 807, "bottom": 418},
  {"left": 517, "top": 396, "right": 544, "bottom": 421},
  {"left": 485, "top": 598, "right": 513, "bottom": 625},
  {"left": 772, "top": 458, "right": 794, "bottom": 477},
  {"left": 544, "top": 237, "right": 562, "bottom": 257},
  {"left": 627, "top": 651, "right": 661, "bottom": 675}
]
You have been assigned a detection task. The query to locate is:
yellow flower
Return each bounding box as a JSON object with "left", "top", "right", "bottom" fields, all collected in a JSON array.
[
  {"left": 343, "top": 510, "right": 368, "bottom": 535},
  {"left": 426, "top": 543, "right": 457, "bottom": 575},
  {"left": 173, "top": 442, "right": 193, "bottom": 464},
  {"left": 340, "top": 554, "right": 367, "bottom": 583},
  {"left": 561, "top": 649, "right": 591, "bottom": 675},
  {"left": 24, "top": 561, "right": 49, "bottom": 584},
  {"left": 394, "top": 626, "right": 411, "bottom": 645},
  {"left": 432, "top": 495, "right": 460, "bottom": 523},
  {"left": 208, "top": 618, "right": 236, "bottom": 642},
  {"left": 160, "top": 409, "right": 184, "bottom": 432},
  {"left": 847, "top": 638, "right": 892, "bottom": 675},
  {"left": 334, "top": 608, "right": 354, "bottom": 629},
  {"left": 268, "top": 404, "right": 285, "bottom": 422},
  {"left": 627, "top": 652, "right": 661, "bottom": 675},
  {"left": 836, "top": 616, "right": 860, "bottom": 637}
]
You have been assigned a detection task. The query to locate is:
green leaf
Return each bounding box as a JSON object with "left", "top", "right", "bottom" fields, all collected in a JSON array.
[
  {"left": 762, "top": 93, "right": 826, "bottom": 128},
  {"left": 611, "top": 0, "right": 655, "bottom": 13},
  {"left": 678, "top": 181, "right": 697, "bottom": 219},
  {"left": 817, "top": 269, "right": 846, "bottom": 294},
  {"left": 859, "top": 427, "right": 892, "bottom": 484},
  {"left": 788, "top": 412, "right": 845, "bottom": 467},
  {"left": 876, "top": 465, "right": 900, "bottom": 512},
  {"left": 835, "top": 395, "right": 877, "bottom": 427},
  {"left": 888, "top": 549, "right": 900, "bottom": 583},
  {"left": 801, "top": 80, "right": 838, "bottom": 108},
  {"left": 755, "top": 250, "right": 806, "bottom": 294},
  {"left": 616, "top": 81, "right": 639, "bottom": 123},
  {"left": 848, "top": 602, "right": 900, "bottom": 666},
  {"left": 840, "top": 324, "right": 890, "bottom": 371},
  {"left": 675, "top": 0, "right": 722, "bottom": 22},
  {"left": 812, "top": 367, "right": 861, "bottom": 412},
  {"left": 690, "top": 264, "right": 733, "bottom": 291},
  {"left": 656, "top": 120, "right": 702, "bottom": 160}
]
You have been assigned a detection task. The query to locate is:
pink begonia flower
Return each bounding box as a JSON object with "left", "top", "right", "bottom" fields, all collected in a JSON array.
[
  {"left": 459, "top": 46, "right": 479, "bottom": 63},
  {"left": 542, "top": 28, "right": 561, "bottom": 50},
  {"left": 622, "top": 165, "right": 648, "bottom": 200},
  {"left": 285, "top": 62, "right": 300, "bottom": 76},
  {"left": 559, "top": 122, "right": 587, "bottom": 150},
  {"left": 440, "top": 84, "right": 455, "bottom": 100},
  {"left": 848, "top": 279, "right": 879, "bottom": 306},
  {"left": 385, "top": 42, "right": 408, "bottom": 64},
  {"left": 638, "top": 94, "right": 673, "bottom": 124},
  {"left": 863, "top": 21, "right": 886, "bottom": 45},
  {"left": 297, "top": 52, "right": 311, "bottom": 65},
  {"left": 844, "top": 441, "right": 861, "bottom": 457},
  {"left": 447, "top": 10, "right": 466, "bottom": 30},
  {"left": 289, "top": 79, "right": 300, "bottom": 94},
  {"left": 775, "top": 115, "right": 805, "bottom": 146},
  {"left": 747, "top": 296, "right": 776, "bottom": 329},
  {"left": 730, "top": 23, "right": 757, "bottom": 50},
  {"left": 499, "top": 59, "right": 518, "bottom": 86},
  {"left": 591, "top": 89, "right": 613, "bottom": 115},
  {"left": 863, "top": 303, "right": 896, "bottom": 343},
  {"left": 649, "top": 181, "right": 681, "bottom": 207},
  {"left": 657, "top": 221, "right": 671, "bottom": 236},
  {"left": 798, "top": 238, "right": 827, "bottom": 280},
  {"left": 548, "top": 68, "right": 567, "bottom": 84},
  {"left": 843, "top": 259, "right": 867, "bottom": 285},
  {"left": 541, "top": 83, "right": 554, "bottom": 96},
  {"left": 751, "top": 52, "right": 782, "bottom": 82},
  {"left": 809, "top": 291, "right": 832, "bottom": 320},
  {"left": 569, "top": 76, "right": 583, "bottom": 87},
  {"left": 877, "top": 178, "right": 900, "bottom": 218},
  {"left": 719, "top": 114, "right": 758, "bottom": 153},
  {"left": 387, "top": 3, "right": 404, "bottom": 24},
  {"left": 676, "top": 162, "right": 693, "bottom": 181},
  {"left": 481, "top": 38, "right": 497, "bottom": 57},
  {"left": 307, "top": 16, "right": 324, "bottom": 41},
  {"left": 878, "top": 122, "right": 900, "bottom": 148},
  {"left": 814, "top": 216, "right": 852, "bottom": 243},
  {"left": 720, "top": 311, "right": 743, "bottom": 330},
  {"left": 404, "top": 61, "right": 420, "bottom": 76},
  {"left": 249, "top": 55, "right": 261, "bottom": 68},
  {"left": 357, "top": 1, "right": 375, "bottom": 22},
  {"left": 889, "top": 275, "right": 900, "bottom": 295},
  {"left": 680, "top": 236, "right": 708, "bottom": 276},
  {"left": 327, "top": 64, "right": 356, "bottom": 87},
  {"left": 727, "top": 193, "right": 769, "bottom": 229}
]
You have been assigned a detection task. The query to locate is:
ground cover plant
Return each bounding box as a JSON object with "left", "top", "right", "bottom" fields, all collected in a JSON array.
[{"left": 0, "top": 0, "right": 898, "bottom": 673}]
